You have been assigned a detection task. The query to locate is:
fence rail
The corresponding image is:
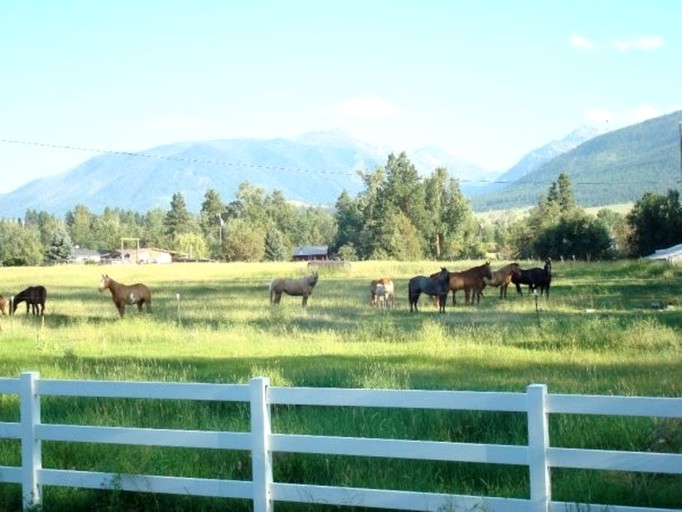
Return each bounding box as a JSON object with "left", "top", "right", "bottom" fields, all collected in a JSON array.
[{"left": 0, "top": 372, "right": 680, "bottom": 512}]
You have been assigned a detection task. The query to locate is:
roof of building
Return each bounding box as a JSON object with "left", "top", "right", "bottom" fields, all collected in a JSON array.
[
  {"left": 644, "top": 243, "right": 682, "bottom": 262},
  {"left": 293, "top": 245, "right": 329, "bottom": 257}
]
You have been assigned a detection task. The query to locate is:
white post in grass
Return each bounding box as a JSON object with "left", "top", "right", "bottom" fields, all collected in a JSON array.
[
  {"left": 251, "top": 377, "right": 273, "bottom": 512},
  {"left": 527, "top": 383, "right": 550, "bottom": 512},
  {"left": 20, "top": 371, "right": 42, "bottom": 510}
]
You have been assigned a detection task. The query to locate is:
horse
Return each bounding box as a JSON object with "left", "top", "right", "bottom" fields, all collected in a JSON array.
[
  {"left": 369, "top": 278, "right": 394, "bottom": 309},
  {"left": 408, "top": 267, "right": 451, "bottom": 313},
  {"left": 269, "top": 272, "right": 319, "bottom": 307},
  {"left": 512, "top": 259, "right": 552, "bottom": 297},
  {"left": 11, "top": 286, "right": 47, "bottom": 316},
  {"left": 98, "top": 274, "right": 152, "bottom": 317},
  {"left": 0, "top": 295, "right": 6, "bottom": 315},
  {"left": 439, "top": 262, "right": 493, "bottom": 305},
  {"left": 484, "top": 262, "right": 522, "bottom": 299}
]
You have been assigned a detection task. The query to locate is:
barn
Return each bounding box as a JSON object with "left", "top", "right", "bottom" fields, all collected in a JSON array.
[{"left": 292, "top": 245, "right": 331, "bottom": 261}]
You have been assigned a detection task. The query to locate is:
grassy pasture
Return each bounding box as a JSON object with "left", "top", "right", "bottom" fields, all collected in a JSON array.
[{"left": 0, "top": 260, "right": 680, "bottom": 511}]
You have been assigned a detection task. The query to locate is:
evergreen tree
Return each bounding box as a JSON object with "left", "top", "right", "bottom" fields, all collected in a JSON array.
[
  {"left": 199, "top": 189, "right": 226, "bottom": 256},
  {"left": 264, "top": 229, "right": 287, "bottom": 261},
  {"left": 45, "top": 227, "right": 75, "bottom": 263},
  {"left": 332, "top": 191, "right": 362, "bottom": 253},
  {"left": 165, "top": 193, "right": 195, "bottom": 239}
]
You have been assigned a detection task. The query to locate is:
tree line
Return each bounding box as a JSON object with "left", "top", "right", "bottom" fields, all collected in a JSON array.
[{"left": 0, "top": 152, "right": 679, "bottom": 266}]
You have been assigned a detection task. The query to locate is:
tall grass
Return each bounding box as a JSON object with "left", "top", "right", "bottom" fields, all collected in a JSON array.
[{"left": 0, "top": 260, "right": 680, "bottom": 511}]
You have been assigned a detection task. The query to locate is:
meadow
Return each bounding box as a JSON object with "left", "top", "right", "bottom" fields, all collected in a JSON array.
[{"left": 0, "top": 259, "right": 680, "bottom": 511}]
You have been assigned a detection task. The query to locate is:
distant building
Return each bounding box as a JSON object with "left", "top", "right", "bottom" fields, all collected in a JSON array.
[
  {"left": 644, "top": 244, "right": 682, "bottom": 266},
  {"left": 102, "top": 248, "right": 175, "bottom": 264},
  {"left": 72, "top": 248, "right": 104, "bottom": 264},
  {"left": 292, "top": 245, "right": 331, "bottom": 261}
]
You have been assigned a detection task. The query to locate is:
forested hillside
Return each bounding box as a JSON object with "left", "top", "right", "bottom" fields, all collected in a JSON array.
[{"left": 472, "top": 110, "right": 682, "bottom": 211}]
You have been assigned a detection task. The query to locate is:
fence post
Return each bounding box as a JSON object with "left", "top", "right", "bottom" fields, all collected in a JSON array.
[
  {"left": 527, "top": 384, "right": 550, "bottom": 512},
  {"left": 250, "top": 377, "right": 273, "bottom": 512},
  {"left": 20, "top": 371, "right": 42, "bottom": 511}
]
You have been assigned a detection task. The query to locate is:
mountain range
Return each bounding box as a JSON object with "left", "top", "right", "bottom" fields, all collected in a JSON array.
[{"left": 0, "top": 110, "right": 680, "bottom": 218}]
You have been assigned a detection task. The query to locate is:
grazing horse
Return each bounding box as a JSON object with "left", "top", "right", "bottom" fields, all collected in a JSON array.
[
  {"left": 484, "top": 262, "right": 522, "bottom": 298},
  {"left": 11, "top": 286, "right": 47, "bottom": 316},
  {"left": 369, "top": 278, "right": 395, "bottom": 309},
  {"left": 512, "top": 259, "right": 552, "bottom": 297},
  {"left": 98, "top": 274, "right": 152, "bottom": 317},
  {"left": 441, "top": 262, "right": 493, "bottom": 305},
  {"left": 408, "top": 267, "right": 451, "bottom": 313},
  {"left": 269, "top": 272, "right": 319, "bottom": 307}
]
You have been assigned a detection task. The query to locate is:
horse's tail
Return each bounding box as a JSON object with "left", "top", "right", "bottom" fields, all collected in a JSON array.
[{"left": 268, "top": 279, "right": 275, "bottom": 303}]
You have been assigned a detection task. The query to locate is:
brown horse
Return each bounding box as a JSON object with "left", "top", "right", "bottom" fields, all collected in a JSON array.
[
  {"left": 269, "top": 272, "right": 319, "bottom": 307},
  {"left": 443, "top": 262, "right": 493, "bottom": 305},
  {"left": 0, "top": 294, "right": 6, "bottom": 315},
  {"left": 11, "top": 286, "right": 47, "bottom": 315},
  {"left": 98, "top": 274, "right": 152, "bottom": 317},
  {"left": 484, "top": 262, "right": 521, "bottom": 298},
  {"left": 369, "top": 278, "right": 394, "bottom": 308}
]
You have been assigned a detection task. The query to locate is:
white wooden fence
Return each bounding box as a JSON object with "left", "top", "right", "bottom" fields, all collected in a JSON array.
[{"left": 0, "top": 372, "right": 680, "bottom": 512}]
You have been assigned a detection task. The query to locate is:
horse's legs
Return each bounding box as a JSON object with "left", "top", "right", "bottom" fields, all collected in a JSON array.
[
  {"left": 272, "top": 292, "right": 282, "bottom": 305},
  {"left": 116, "top": 302, "right": 125, "bottom": 317},
  {"left": 301, "top": 295, "right": 309, "bottom": 307},
  {"left": 438, "top": 294, "right": 446, "bottom": 313}
]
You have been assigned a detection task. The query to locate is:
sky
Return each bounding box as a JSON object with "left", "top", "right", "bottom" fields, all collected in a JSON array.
[{"left": 1, "top": 0, "right": 680, "bottom": 194}]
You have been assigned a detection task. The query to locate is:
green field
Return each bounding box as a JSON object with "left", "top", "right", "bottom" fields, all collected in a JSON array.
[{"left": 0, "top": 260, "right": 680, "bottom": 511}]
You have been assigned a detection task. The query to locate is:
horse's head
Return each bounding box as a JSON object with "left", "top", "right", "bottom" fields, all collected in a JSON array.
[
  {"left": 510, "top": 263, "right": 522, "bottom": 277},
  {"left": 308, "top": 272, "right": 319, "bottom": 287},
  {"left": 482, "top": 262, "right": 493, "bottom": 280},
  {"left": 98, "top": 274, "right": 111, "bottom": 292}
]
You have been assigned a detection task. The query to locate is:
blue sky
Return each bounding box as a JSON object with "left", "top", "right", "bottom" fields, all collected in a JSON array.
[{"left": 1, "top": 0, "right": 680, "bottom": 193}]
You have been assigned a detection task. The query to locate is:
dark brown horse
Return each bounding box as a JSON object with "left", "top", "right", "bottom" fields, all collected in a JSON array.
[
  {"left": 444, "top": 262, "right": 493, "bottom": 305},
  {"left": 11, "top": 286, "right": 47, "bottom": 315},
  {"left": 269, "top": 272, "right": 319, "bottom": 307},
  {"left": 513, "top": 259, "right": 552, "bottom": 297},
  {"left": 409, "top": 267, "right": 451, "bottom": 313},
  {"left": 98, "top": 274, "right": 152, "bottom": 317},
  {"left": 484, "top": 262, "right": 521, "bottom": 298}
]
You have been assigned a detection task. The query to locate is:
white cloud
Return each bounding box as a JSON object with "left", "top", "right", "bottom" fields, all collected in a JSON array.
[
  {"left": 612, "top": 35, "right": 664, "bottom": 52},
  {"left": 324, "top": 96, "right": 400, "bottom": 119},
  {"left": 584, "top": 108, "right": 612, "bottom": 124},
  {"left": 569, "top": 33, "right": 597, "bottom": 50},
  {"left": 631, "top": 104, "right": 661, "bottom": 122}
]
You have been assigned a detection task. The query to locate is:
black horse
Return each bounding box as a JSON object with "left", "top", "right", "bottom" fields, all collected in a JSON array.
[
  {"left": 408, "top": 267, "right": 451, "bottom": 313},
  {"left": 11, "top": 285, "right": 47, "bottom": 315},
  {"left": 512, "top": 259, "right": 552, "bottom": 297}
]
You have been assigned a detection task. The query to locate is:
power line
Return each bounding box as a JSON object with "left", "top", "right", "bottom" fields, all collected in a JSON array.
[{"left": 0, "top": 137, "right": 675, "bottom": 187}]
